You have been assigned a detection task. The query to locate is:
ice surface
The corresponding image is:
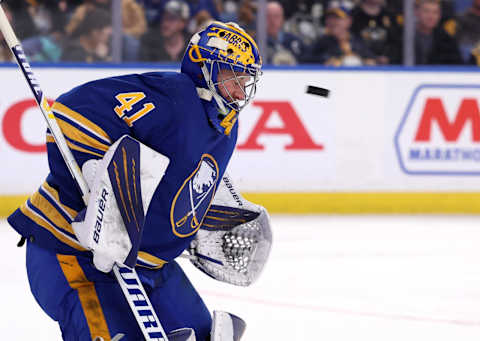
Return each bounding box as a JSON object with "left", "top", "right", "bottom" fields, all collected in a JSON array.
[{"left": 2, "top": 215, "right": 480, "bottom": 340}]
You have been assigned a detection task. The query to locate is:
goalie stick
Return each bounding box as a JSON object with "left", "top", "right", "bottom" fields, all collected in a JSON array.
[{"left": 0, "top": 3, "right": 169, "bottom": 341}]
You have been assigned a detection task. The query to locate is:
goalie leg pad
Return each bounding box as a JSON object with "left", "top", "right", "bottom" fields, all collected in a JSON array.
[
  {"left": 211, "top": 311, "right": 246, "bottom": 341},
  {"left": 72, "top": 135, "right": 170, "bottom": 272}
]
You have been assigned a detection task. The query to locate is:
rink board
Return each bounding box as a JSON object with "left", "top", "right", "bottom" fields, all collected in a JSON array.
[
  {"left": 1, "top": 64, "right": 480, "bottom": 215},
  {"left": 1, "top": 192, "right": 480, "bottom": 217}
]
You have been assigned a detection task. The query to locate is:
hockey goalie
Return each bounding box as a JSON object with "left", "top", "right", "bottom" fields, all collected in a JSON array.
[{"left": 6, "top": 20, "right": 272, "bottom": 341}]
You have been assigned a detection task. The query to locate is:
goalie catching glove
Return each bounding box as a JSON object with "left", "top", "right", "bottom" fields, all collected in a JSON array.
[
  {"left": 72, "top": 135, "right": 170, "bottom": 273},
  {"left": 188, "top": 173, "right": 272, "bottom": 286}
]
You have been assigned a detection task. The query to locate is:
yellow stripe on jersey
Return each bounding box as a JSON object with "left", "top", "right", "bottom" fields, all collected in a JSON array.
[
  {"left": 52, "top": 102, "right": 111, "bottom": 144},
  {"left": 137, "top": 251, "right": 167, "bottom": 269},
  {"left": 46, "top": 135, "right": 104, "bottom": 158},
  {"left": 57, "top": 255, "right": 111, "bottom": 341},
  {"left": 42, "top": 182, "right": 78, "bottom": 219},
  {"left": 20, "top": 202, "right": 86, "bottom": 251},
  {"left": 55, "top": 118, "right": 110, "bottom": 153},
  {"left": 29, "top": 190, "right": 75, "bottom": 235}
]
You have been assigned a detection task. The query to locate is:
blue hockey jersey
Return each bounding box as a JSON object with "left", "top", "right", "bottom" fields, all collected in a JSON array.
[{"left": 8, "top": 71, "right": 239, "bottom": 269}]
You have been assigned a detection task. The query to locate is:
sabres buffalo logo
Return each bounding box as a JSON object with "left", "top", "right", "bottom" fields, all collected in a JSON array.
[{"left": 170, "top": 154, "right": 219, "bottom": 237}]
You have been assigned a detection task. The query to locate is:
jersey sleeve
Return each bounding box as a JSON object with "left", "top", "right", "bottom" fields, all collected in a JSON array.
[{"left": 46, "top": 78, "right": 131, "bottom": 209}]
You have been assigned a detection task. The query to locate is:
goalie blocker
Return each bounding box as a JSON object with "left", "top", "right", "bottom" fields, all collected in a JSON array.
[{"left": 72, "top": 135, "right": 170, "bottom": 273}]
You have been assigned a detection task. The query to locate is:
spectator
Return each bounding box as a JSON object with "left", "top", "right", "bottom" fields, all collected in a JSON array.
[
  {"left": 454, "top": 0, "right": 472, "bottom": 13},
  {"left": 0, "top": 32, "right": 10, "bottom": 62},
  {"left": 387, "top": 0, "right": 457, "bottom": 34},
  {"left": 280, "top": 0, "right": 326, "bottom": 46},
  {"left": 0, "top": 3, "right": 14, "bottom": 62},
  {"left": 188, "top": 0, "right": 220, "bottom": 32},
  {"left": 301, "top": 6, "right": 376, "bottom": 66},
  {"left": 413, "top": 0, "right": 462, "bottom": 64},
  {"left": 469, "top": 42, "right": 480, "bottom": 65},
  {"left": 385, "top": 0, "right": 403, "bottom": 16},
  {"left": 278, "top": 0, "right": 332, "bottom": 20},
  {"left": 20, "top": 1, "right": 71, "bottom": 62},
  {"left": 456, "top": 0, "right": 480, "bottom": 61},
  {"left": 140, "top": 0, "right": 190, "bottom": 62},
  {"left": 266, "top": 1, "right": 304, "bottom": 65},
  {"left": 5, "top": 0, "right": 77, "bottom": 39},
  {"left": 22, "top": 21, "right": 64, "bottom": 62},
  {"left": 350, "top": 0, "right": 402, "bottom": 64},
  {"left": 66, "top": 0, "right": 147, "bottom": 39},
  {"left": 237, "top": 0, "right": 257, "bottom": 38},
  {"left": 37, "top": 0, "right": 78, "bottom": 35},
  {"left": 61, "top": 8, "right": 112, "bottom": 62},
  {"left": 219, "top": 0, "right": 239, "bottom": 22},
  {"left": 138, "top": 0, "right": 218, "bottom": 31},
  {"left": 65, "top": 0, "right": 145, "bottom": 61},
  {"left": 136, "top": 0, "right": 164, "bottom": 26},
  {"left": 4, "top": 0, "right": 37, "bottom": 40}
]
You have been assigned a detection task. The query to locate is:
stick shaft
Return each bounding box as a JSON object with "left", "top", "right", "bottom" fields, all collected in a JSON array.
[
  {"left": 0, "top": 4, "right": 90, "bottom": 203},
  {"left": 0, "top": 2, "right": 18, "bottom": 47},
  {"left": 0, "top": 4, "right": 168, "bottom": 340}
]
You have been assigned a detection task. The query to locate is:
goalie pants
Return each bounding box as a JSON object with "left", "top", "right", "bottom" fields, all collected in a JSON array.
[{"left": 26, "top": 241, "right": 212, "bottom": 341}]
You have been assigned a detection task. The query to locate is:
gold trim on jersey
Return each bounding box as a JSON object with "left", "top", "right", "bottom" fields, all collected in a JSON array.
[
  {"left": 46, "top": 134, "right": 104, "bottom": 158},
  {"left": 20, "top": 201, "right": 85, "bottom": 251},
  {"left": 55, "top": 118, "right": 110, "bottom": 153},
  {"left": 52, "top": 102, "right": 111, "bottom": 144},
  {"left": 41, "top": 182, "right": 78, "bottom": 220},
  {"left": 137, "top": 251, "right": 167, "bottom": 269},
  {"left": 29, "top": 189, "right": 76, "bottom": 235},
  {"left": 220, "top": 109, "right": 238, "bottom": 136},
  {"left": 57, "top": 255, "right": 111, "bottom": 341}
]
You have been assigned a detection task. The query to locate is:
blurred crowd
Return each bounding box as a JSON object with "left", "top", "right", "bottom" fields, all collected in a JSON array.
[{"left": 0, "top": 0, "right": 479, "bottom": 66}]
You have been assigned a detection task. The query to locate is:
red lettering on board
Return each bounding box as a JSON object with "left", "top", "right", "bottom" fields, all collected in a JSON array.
[
  {"left": 415, "top": 98, "right": 480, "bottom": 142},
  {"left": 2, "top": 99, "right": 53, "bottom": 152},
  {"left": 237, "top": 101, "right": 324, "bottom": 150}
]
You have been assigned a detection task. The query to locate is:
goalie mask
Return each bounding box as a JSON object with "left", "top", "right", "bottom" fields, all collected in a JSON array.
[{"left": 181, "top": 21, "right": 263, "bottom": 116}]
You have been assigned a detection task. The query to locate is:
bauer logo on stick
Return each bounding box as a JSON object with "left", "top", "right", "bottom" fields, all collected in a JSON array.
[{"left": 171, "top": 154, "right": 219, "bottom": 237}]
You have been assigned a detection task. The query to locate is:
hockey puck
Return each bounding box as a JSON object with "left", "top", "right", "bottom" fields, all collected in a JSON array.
[{"left": 306, "top": 85, "right": 330, "bottom": 98}]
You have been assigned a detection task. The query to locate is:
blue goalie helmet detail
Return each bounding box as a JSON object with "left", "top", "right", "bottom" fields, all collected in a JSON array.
[{"left": 181, "top": 21, "right": 263, "bottom": 115}]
